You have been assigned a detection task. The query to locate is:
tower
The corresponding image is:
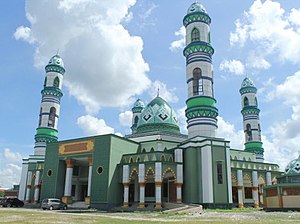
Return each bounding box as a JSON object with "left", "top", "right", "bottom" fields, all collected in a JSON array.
[
  {"left": 184, "top": 2, "right": 218, "bottom": 138},
  {"left": 34, "top": 55, "right": 65, "bottom": 155},
  {"left": 240, "top": 77, "right": 264, "bottom": 161},
  {"left": 131, "top": 99, "right": 145, "bottom": 134}
]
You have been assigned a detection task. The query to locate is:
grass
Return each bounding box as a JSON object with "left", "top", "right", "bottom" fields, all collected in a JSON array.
[{"left": 0, "top": 208, "right": 299, "bottom": 224}]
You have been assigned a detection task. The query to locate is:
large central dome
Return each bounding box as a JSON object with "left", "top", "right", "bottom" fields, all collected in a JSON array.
[{"left": 136, "top": 96, "right": 180, "bottom": 135}]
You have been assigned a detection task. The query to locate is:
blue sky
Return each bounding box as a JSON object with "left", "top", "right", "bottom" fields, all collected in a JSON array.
[{"left": 1, "top": 0, "right": 300, "bottom": 188}]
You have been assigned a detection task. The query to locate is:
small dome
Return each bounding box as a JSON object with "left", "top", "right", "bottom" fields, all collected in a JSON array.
[
  {"left": 187, "top": 2, "right": 207, "bottom": 14},
  {"left": 48, "top": 55, "right": 64, "bottom": 68},
  {"left": 136, "top": 96, "right": 180, "bottom": 135},
  {"left": 285, "top": 156, "right": 300, "bottom": 175},
  {"left": 133, "top": 99, "right": 145, "bottom": 108},
  {"left": 241, "top": 77, "right": 255, "bottom": 88}
]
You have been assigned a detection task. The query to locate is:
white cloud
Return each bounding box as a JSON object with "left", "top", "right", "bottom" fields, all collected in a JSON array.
[
  {"left": 246, "top": 52, "right": 271, "bottom": 70},
  {"left": 230, "top": 0, "right": 300, "bottom": 64},
  {"left": 176, "top": 106, "right": 187, "bottom": 134},
  {"left": 3, "top": 148, "right": 22, "bottom": 162},
  {"left": 119, "top": 111, "right": 133, "bottom": 127},
  {"left": 148, "top": 80, "right": 178, "bottom": 103},
  {"left": 170, "top": 26, "right": 186, "bottom": 51},
  {"left": 77, "top": 115, "right": 114, "bottom": 136},
  {"left": 15, "top": 0, "right": 151, "bottom": 114},
  {"left": 0, "top": 163, "right": 22, "bottom": 188},
  {"left": 14, "top": 26, "right": 35, "bottom": 44},
  {"left": 216, "top": 116, "right": 244, "bottom": 150},
  {"left": 219, "top": 59, "right": 245, "bottom": 75}
]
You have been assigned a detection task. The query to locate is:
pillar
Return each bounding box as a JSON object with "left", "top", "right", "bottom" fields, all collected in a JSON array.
[
  {"left": 138, "top": 164, "right": 145, "bottom": 208},
  {"left": 63, "top": 159, "right": 73, "bottom": 204},
  {"left": 85, "top": 157, "right": 93, "bottom": 205},
  {"left": 176, "top": 183, "right": 183, "bottom": 203},
  {"left": 123, "top": 183, "right": 129, "bottom": 208},
  {"left": 25, "top": 171, "right": 32, "bottom": 203},
  {"left": 33, "top": 170, "right": 41, "bottom": 203},
  {"left": 252, "top": 171, "right": 259, "bottom": 208},
  {"left": 138, "top": 183, "right": 145, "bottom": 208},
  {"left": 155, "top": 182, "right": 162, "bottom": 209},
  {"left": 122, "top": 165, "right": 129, "bottom": 208},
  {"left": 237, "top": 170, "right": 244, "bottom": 208},
  {"left": 155, "top": 162, "right": 162, "bottom": 208},
  {"left": 266, "top": 172, "right": 272, "bottom": 186}
]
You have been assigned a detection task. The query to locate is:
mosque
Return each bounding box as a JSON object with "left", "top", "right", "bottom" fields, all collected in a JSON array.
[{"left": 19, "top": 2, "right": 286, "bottom": 210}]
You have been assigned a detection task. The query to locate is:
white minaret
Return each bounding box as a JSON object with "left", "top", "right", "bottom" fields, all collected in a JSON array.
[
  {"left": 131, "top": 99, "right": 145, "bottom": 134},
  {"left": 240, "top": 77, "right": 264, "bottom": 161},
  {"left": 184, "top": 2, "right": 218, "bottom": 138},
  {"left": 34, "top": 55, "right": 65, "bottom": 155}
]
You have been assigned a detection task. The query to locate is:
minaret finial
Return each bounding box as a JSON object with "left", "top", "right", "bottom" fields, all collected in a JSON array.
[
  {"left": 157, "top": 88, "right": 160, "bottom": 97},
  {"left": 56, "top": 49, "right": 60, "bottom": 55}
]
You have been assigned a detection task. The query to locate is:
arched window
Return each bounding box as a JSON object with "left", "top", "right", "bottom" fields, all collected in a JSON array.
[
  {"left": 134, "top": 116, "right": 139, "bottom": 124},
  {"left": 44, "top": 77, "right": 47, "bottom": 87},
  {"left": 53, "top": 77, "right": 60, "bottom": 88},
  {"left": 246, "top": 124, "right": 252, "bottom": 141},
  {"left": 193, "top": 68, "right": 203, "bottom": 96},
  {"left": 208, "top": 32, "right": 211, "bottom": 43},
  {"left": 244, "top": 97, "right": 249, "bottom": 107},
  {"left": 191, "top": 28, "right": 200, "bottom": 42},
  {"left": 258, "top": 123, "right": 261, "bottom": 141},
  {"left": 38, "top": 108, "right": 42, "bottom": 126},
  {"left": 48, "top": 107, "right": 56, "bottom": 127},
  {"left": 255, "top": 97, "right": 258, "bottom": 106}
]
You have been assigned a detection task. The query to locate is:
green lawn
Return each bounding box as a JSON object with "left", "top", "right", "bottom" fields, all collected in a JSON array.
[{"left": 0, "top": 208, "right": 299, "bottom": 224}]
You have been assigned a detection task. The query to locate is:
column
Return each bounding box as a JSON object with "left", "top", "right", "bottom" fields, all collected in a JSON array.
[
  {"left": 63, "top": 159, "right": 73, "bottom": 204},
  {"left": 25, "top": 171, "right": 32, "bottom": 203},
  {"left": 86, "top": 157, "right": 93, "bottom": 205},
  {"left": 138, "top": 164, "right": 145, "bottom": 208},
  {"left": 123, "top": 183, "right": 130, "bottom": 208},
  {"left": 155, "top": 162, "right": 162, "bottom": 208},
  {"left": 252, "top": 171, "right": 259, "bottom": 208},
  {"left": 176, "top": 183, "right": 183, "bottom": 203},
  {"left": 122, "top": 165, "right": 129, "bottom": 208},
  {"left": 266, "top": 172, "right": 272, "bottom": 186},
  {"left": 34, "top": 170, "right": 41, "bottom": 203},
  {"left": 139, "top": 183, "right": 145, "bottom": 208},
  {"left": 237, "top": 170, "right": 244, "bottom": 208},
  {"left": 176, "top": 164, "right": 183, "bottom": 203}
]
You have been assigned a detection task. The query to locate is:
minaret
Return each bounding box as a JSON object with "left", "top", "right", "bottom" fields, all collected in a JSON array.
[
  {"left": 34, "top": 55, "right": 65, "bottom": 155},
  {"left": 131, "top": 99, "right": 145, "bottom": 134},
  {"left": 183, "top": 2, "right": 218, "bottom": 138},
  {"left": 240, "top": 77, "right": 264, "bottom": 162}
]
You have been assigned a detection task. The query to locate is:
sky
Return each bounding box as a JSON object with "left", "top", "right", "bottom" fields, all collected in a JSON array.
[{"left": 0, "top": 0, "right": 300, "bottom": 188}]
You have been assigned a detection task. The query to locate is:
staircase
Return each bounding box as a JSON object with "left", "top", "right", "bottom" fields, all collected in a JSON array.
[{"left": 69, "top": 201, "right": 89, "bottom": 209}]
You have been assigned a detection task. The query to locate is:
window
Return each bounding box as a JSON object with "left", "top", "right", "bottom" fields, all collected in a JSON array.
[
  {"left": 255, "top": 97, "right": 258, "bottom": 106},
  {"left": 47, "top": 170, "right": 52, "bottom": 177},
  {"left": 38, "top": 108, "right": 42, "bottom": 126},
  {"left": 134, "top": 116, "right": 139, "bottom": 124},
  {"left": 208, "top": 32, "right": 211, "bottom": 43},
  {"left": 191, "top": 28, "right": 200, "bottom": 42},
  {"left": 258, "top": 124, "right": 261, "bottom": 141},
  {"left": 244, "top": 97, "right": 249, "bottom": 107},
  {"left": 193, "top": 68, "right": 203, "bottom": 96},
  {"left": 244, "top": 187, "right": 253, "bottom": 199},
  {"left": 44, "top": 77, "right": 47, "bottom": 87},
  {"left": 246, "top": 124, "right": 252, "bottom": 141},
  {"left": 217, "top": 163, "right": 223, "bottom": 184},
  {"left": 53, "top": 77, "right": 60, "bottom": 88},
  {"left": 97, "top": 166, "right": 103, "bottom": 175},
  {"left": 48, "top": 107, "right": 56, "bottom": 127}
]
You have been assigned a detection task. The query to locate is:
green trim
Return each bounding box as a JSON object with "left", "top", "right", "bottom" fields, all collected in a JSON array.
[
  {"left": 239, "top": 87, "right": 257, "bottom": 95},
  {"left": 183, "top": 13, "right": 211, "bottom": 26},
  {"left": 241, "top": 107, "right": 260, "bottom": 115},
  {"left": 183, "top": 43, "right": 214, "bottom": 57},
  {"left": 45, "top": 64, "right": 65, "bottom": 74},
  {"left": 186, "top": 96, "right": 216, "bottom": 108},
  {"left": 41, "top": 88, "right": 63, "bottom": 98},
  {"left": 245, "top": 141, "right": 264, "bottom": 154},
  {"left": 36, "top": 127, "right": 58, "bottom": 137}
]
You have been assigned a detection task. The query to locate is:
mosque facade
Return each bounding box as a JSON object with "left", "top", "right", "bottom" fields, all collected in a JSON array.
[{"left": 19, "top": 2, "right": 281, "bottom": 210}]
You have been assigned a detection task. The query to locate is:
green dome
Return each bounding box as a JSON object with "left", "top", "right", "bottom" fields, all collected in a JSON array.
[
  {"left": 136, "top": 96, "right": 180, "bottom": 135},
  {"left": 48, "top": 55, "right": 64, "bottom": 68},
  {"left": 187, "top": 2, "right": 207, "bottom": 14},
  {"left": 133, "top": 99, "right": 145, "bottom": 108},
  {"left": 45, "top": 54, "right": 65, "bottom": 74},
  {"left": 285, "top": 156, "right": 300, "bottom": 175},
  {"left": 241, "top": 77, "right": 256, "bottom": 88}
]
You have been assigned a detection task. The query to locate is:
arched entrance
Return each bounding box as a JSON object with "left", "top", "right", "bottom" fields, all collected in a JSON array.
[
  {"left": 129, "top": 169, "right": 138, "bottom": 204},
  {"left": 258, "top": 175, "right": 266, "bottom": 206},
  {"left": 162, "top": 169, "right": 176, "bottom": 203}
]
